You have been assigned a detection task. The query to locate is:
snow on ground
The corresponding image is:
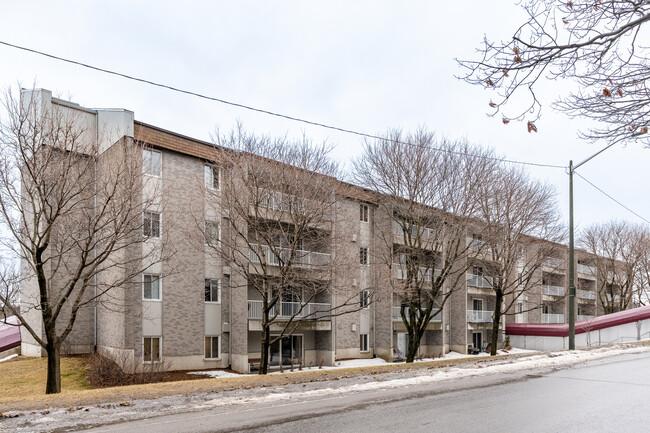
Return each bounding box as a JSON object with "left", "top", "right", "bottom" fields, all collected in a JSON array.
[
  {"left": 3, "top": 344, "right": 649, "bottom": 432},
  {"left": 189, "top": 347, "right": 538, "bottom": 378},
  {"left": 187, "top": 370, "right": 240, "bottom": 379},
  {"left": 0, "top": 353, "right": 18, "bottom": 363}
]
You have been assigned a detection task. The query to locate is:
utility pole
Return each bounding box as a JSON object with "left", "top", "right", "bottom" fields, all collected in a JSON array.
[
  {"left": 568, "top": 160, "right": 575, "bottom": 349},
  {"left": 567, "top": 134, "right": 640, "bottom": 350}
]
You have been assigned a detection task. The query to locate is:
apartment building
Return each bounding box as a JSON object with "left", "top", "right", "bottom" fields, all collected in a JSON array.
[{"left": 19, "top": 89, "right": 620, "bottom": 373}]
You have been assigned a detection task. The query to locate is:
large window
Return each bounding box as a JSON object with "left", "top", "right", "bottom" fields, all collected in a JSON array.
[
  {"left": 204, "top": 335, "right": 220, "bottom": 360},
  {"left": 143, "top": 274, "right": 161, "bottom": 300},
  {"left": 143, "top": 337, "right": 161, "bottom": 363},
  {"left": 360, "top": 290, "right": 370, "bottom": 308},
  {"left": 360, "top": 203, "right": 369, "bottom": 222},
  {"left": 204, "top": 165, "right": 220, "bottom": 190},
  {"left": 205, "top": 221, "right": 220, "bottom": 246},
  {"left": 360, "top": 334, "right": 369, "bottom": 352},
  {"left": 143, "top": 212, "right": 161, "bottom": 238},
  {"left": 360, "top": 247, "right": 369, "bottom": 265},
  {"left": 205, "top": 279, "right": 221, "bottom": 303},
  {"left": 143, "top": 149, "right": 161, "bottom": 177}
]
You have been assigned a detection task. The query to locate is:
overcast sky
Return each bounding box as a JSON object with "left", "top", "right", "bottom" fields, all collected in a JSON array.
[{"left": 1, "top": 0, "right": 649, "bottom": 240}]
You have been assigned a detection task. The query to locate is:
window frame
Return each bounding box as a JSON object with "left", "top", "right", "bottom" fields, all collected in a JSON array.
[
  {"left": 205, "top": 278, "right": 221, "bottom": 303},
  {"left": 360, "top": 247, "right": 369, "bottom": 266},
  {"left": 143, "top": 149, "right": 162, "bottom": 177},
  {"left": 204, "top": 335, "right": 221, "bottom": 360},
  {"left": 360, "top": 203, "right": 369, "bottom": 223},
  {"left": 143, "top": 336, "right": 162, "bottom": 363},
  {"left": 204, "top": 164, "right": 220, "bottom": 190},
  {"left": 205, "top": 221, "right": 220, "bottom": 246},
  {"left": 360, "top": 333, "right": 369, "bottom": 353},
  {"left": 472, "top": 298, "right": 483, "bottom": 312},
  {"left": 143, "top": 274, "right": 162, "bottom": 301},
  {"left": 360, "top": 289, "right": 370, "bottom": 309},
  {"left": 143, "top": 211, "right": 161, "bottom": 238}
]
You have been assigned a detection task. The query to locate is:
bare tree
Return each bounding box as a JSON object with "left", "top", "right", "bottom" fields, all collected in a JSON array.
[
  {"left": 475, "top": 165, "right": 563, "bottom": 355},
  {"left": 458, "top": 0, "right": 650, "bottom": 144},
  {"left": 0, "top": 258, "right": 19, "bottom": 321},
  {"left": 0, "top": 88, "right": 164, "bottom": 393},
  {"left": 580, "top": 220, "right": 645, "bottom": 313},
  {"left": 204, "top": 126, "right": 358, "bottom": 374},
  {"left": 352, "top": 129, "right": 500, "bottom": 362},
  {"left": 636, "top": 231, "right": 650, "bottom": 306}
]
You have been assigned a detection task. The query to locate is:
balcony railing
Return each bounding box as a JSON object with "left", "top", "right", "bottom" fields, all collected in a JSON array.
[
  {"left": 576, "top": 289, "right": 596, "bottom": 300},
  {"left": 249, "top": 245, "right": 331, "bottom": 268},
  {"left": 542, "top": 313, "right": 565, "bottom": 324},
  {"left": 247, "top": 300, "right": 331, "bottom": 320},
  {"left": 577, "top": 315, "right": 595, "bottom": 321},
  {"left": 544, "top": 258, "right": 565, "bottom": 269},
  {"left": 466, "top": 274, "right": 495, "bottom": 289},
  {"left": 542, "top": 285, "right": 566, "bottom": 297},
  {"left": 394, "top": 265, "right": 441, "bottom": 282},
  {"left": 466, "top": 310, "right": 493, "bottom": 323},
  {"left": 392, "top": 307, "right": 442, "bottom": 322},
  {"left": 394, "top": 222, "right": 437, "bottom": 243},
  {"left": 577, "top": 264, "right": 596, "bottom": 275}
]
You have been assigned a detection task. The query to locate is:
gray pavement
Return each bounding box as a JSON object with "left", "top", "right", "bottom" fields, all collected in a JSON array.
[{"left": 81, "top": 351, "right": 650, "bottom": 433}]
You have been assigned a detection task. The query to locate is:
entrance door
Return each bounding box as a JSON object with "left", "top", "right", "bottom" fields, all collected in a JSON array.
[
  {"left": 472, "top": 332, "right": 482, "bottom": 350},
  {"left": 397, "top": 333, "right": 409, "bottom": 356},
  {"left": 269, "top": 335, "right": 303, "bottom": 366}
]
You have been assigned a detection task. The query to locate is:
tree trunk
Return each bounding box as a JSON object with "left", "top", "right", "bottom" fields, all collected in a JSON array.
[
  {"left": 259, "top": 318, "right": 270, "bottom": 375},
  {"left": 490, "top": 290, "right": 504, "bottom": 356},
  {"left": 45, "top": 341, "right": 61, "bottom": 394},
  {"left": 405, "top": 329, "right": 420, "bottom": 363}
]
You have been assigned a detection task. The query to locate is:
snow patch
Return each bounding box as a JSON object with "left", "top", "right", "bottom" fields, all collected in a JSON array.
[{"left": 0, "top": 353, "right": 18, "bottom": 363}]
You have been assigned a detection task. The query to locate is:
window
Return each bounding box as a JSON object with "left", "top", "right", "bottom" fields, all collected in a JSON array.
[
  {"left": 143, "top": 337, "right": 161, "bottom": 363},
  {"left": 205, "top": 279, "right": 221, "bottom": 303},
  {"left": 360, "top": 247, "right": 369, "bottom": 265},
  {"left": 204, "top": 165, "right": 220, "bottom": 190},
  {"left": 204, "top": 335, "right": 220, "bottom": 359},
  {"left": 516, "top": 302, "right": 524, "bottom": 314},
  {"left": 143, "top": 211, "right": 161, "bottom": 238},
  {"left": 360, "top": 290, "right": 370, "bottom": 308},
  {"left": 542, "top": 304, "right": 550, "bottom": 314},
  {"left": 143, "top": 149, "right": 161, "bottom": 177},
  {"left": 205, "top": 221, "right": 220, "bottom": 246},
  {"left": 472, "top": 266, "right": 483, "bottom": 276},
  {"left": 143, "top": 274, "right": 161, "bottom": 300},
  {"left": 360, "top": 204, "right": 369, "bottom": 222},
  {"left": 360, "top": 334, "right": 369, "bottom": 352},
  {"left": 472, "top": 298, "right": 483, "bottom": 311}
]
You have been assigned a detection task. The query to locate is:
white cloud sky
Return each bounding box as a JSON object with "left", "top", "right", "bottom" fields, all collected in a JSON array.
[{"left": 0, "top": 0, "right": 648, "bottom": 251}]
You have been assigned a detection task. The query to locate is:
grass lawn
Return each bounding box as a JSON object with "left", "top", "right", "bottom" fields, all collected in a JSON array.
[{"left": 0, "top": 356, "right": 92, "bottom": 401}]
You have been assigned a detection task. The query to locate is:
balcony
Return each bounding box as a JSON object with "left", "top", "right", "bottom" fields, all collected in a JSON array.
[
  {"left": 247, "top": 300, "right": 331, "bottom": 320},
  {"left": 249, "top": 245, "right": 331, "bottom": 268},
  {"left": 466, "top": 310, "right": 493, "bottom": 323},
  {"left": 542, "top": 285, "right": 566, "bottom": 297},
  {"left": 394, "top": 265, "right": 441, "bottom": 282},
  {"left": 577, "top": 315, "right": 595, "bottom": 321},
  {"left": 544, "top": 258, "right": 565, "bottom": 269},
  {"left": 466, "top": 274, "right": 495, "bottom": 289},
  {"left": 577, "top": 264, "right": 596, "bottom": 275},
  {"left": 394, "top": 222, "right": 436, "bottom": 243},
  {"left": 392, "top": 307, "right": 442, "bottom": 322},
  {"left": 542, "top": 313, "right": 565, "bottom": 324},
  {"left": 576, "top": 289, "right": 596, "bottom": 300}
]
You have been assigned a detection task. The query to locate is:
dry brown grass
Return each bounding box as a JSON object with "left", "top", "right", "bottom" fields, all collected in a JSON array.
[
  {"left": 0, "top": 353, "right": 521, "bottom": 413},
  {"left": 0, "top": 355, "right": 92, "bottom": 402}
]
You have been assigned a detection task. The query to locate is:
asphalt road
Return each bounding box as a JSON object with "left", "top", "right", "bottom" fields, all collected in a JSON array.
[{"left": 85, "top": 352, "right": 650, "bottom": 433}]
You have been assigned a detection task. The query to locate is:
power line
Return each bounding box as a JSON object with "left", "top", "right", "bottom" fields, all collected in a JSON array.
[
  {"left": 0, "top": 39, "right": 567, "bottom": 170},
  {"left": 574, "top": 171, "right": 650, "bottom": 225}
]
